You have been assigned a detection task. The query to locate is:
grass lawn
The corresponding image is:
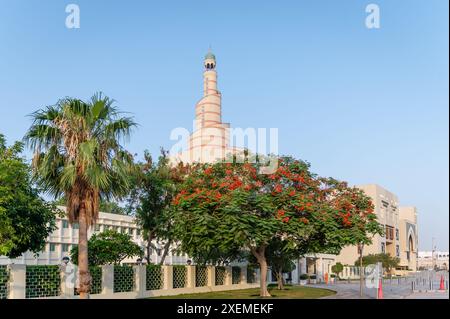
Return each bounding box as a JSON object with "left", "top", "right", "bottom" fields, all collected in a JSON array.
[{"left": 150, "top": 285, "right": 336, "bottom": 299}]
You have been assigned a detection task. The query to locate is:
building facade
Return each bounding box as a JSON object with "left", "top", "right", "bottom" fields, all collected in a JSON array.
[
  {"left": 398, "top": 207, "right": 418, "bottom": 271},
  {"left": 0, "top": 207, "right": 188, "bottom": 266},
  {"left": 335, "top": 184, "right": 418, "bottom": 273},
  {"left": 418, "top": 251, "right": 449, "bottom": 270}
]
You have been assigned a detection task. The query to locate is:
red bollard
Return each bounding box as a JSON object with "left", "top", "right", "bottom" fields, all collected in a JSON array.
[
  {"left": 377, "top": 279, "right": 383, "bottom": 299},
  {"left": 439, "top": 275, "right": 445, "bottom": 291}
]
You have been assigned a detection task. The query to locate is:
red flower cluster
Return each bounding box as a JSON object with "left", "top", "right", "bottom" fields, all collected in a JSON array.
[
  {"left": 273, "top": 184, "right": 282, "bottom": 193},
  {"left": 340, "top": 212, "right": 352, "bottom": 226},
  {"left": 228, "top": 179, "right": 243, "bottom": 190},
  {"left": 299, "top": 217, "right": 309, "bottom": 224}
]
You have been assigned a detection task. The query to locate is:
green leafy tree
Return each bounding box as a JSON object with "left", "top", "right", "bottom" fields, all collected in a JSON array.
[
  {"left": 356, "top": 253, "right": 400, "bottom": 275},
  {"left": 126, "top": 149, "right": 183, "bottom": 265},
  {"left": 99, "top": 200, "right": 127, "bottom": 215},
  {"left": 172, "top": 155, "right": 383, "bottom": 297},
  {"left": 70, "top": 230, "right": 143, "bottom": 265},
  {"left": 331, "top": 262, "right": 344, "bottom": 278},
  {"left": 25, "top": 93, "right": 136, "bottom": 298},
  {"left": 0, "top": 134, "right": 58, "bottom": 257}
]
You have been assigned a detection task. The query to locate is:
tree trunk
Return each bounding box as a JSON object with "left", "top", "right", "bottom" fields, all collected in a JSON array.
[
  {"left": 276, "top": 270, "right": 284, "bottom": 290},
  {"left": 251, "top": 245, "right": 271, "bottom": 297},
  {"left": 77, "top": 206, "right": 92, "bottom": 299},
  {"left": 146, "top": 232, "right": 154, "bottom": 263},
  {"left": 158, "top": 240, "right": 172, "bottom": 266}
]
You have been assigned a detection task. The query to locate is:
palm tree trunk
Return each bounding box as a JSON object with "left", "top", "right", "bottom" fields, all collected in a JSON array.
[{"left": 78, "top": 206, "right": 91, "bottom": 299}]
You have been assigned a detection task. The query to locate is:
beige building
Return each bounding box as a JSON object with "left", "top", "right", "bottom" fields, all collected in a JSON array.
[
  {"left": 0, "top": 207, "right": 189, "bottom": 266},
  {"left": 336, "top": 184, "right": 418, "bottom": 273},
  {"left": 398, "top": 207, "right": 418, "bottom": 271}
]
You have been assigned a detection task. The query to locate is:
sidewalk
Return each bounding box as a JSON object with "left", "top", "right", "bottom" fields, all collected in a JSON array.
[{"left": 308, "top": 282, "right": 449, "bottom": 299}]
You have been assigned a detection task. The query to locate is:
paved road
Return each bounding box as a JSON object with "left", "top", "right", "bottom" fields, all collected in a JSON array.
[{"left": 309, "top": 279, "right": 449, "bottom": 299}]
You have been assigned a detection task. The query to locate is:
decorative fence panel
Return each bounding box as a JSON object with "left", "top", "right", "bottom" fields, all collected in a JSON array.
[
  {"left": 247, "top": 266, "right": 256, "bottom": 284},
  {"left": 113, "top": 265, "right": 135, "bottom": 293},
  {"left": 232, "top": 266, "right": 241, "bottom": 284},
  {"left": 195, "top": 266, "right": 208, "bottom": 287},
  {"left": 146, "top": 265, "right": 163, "bottom": 291},
  {"left": 6, "top": 264, "right": 258, "bottom": 299},
  {"left": 74, "top": 266, "right": 102, "bottom": 295},
  {"left": 0, "top": 265, "right": 8, "bottom": 299},
  {"left": 215, "top": 266, "right": 225, "bottom": 286},
  {"left": 25, "top": 265, "right": 61, "bottom": 298},
  {"left": 173, "top": 265, "right": 187, "bottom": 289}
]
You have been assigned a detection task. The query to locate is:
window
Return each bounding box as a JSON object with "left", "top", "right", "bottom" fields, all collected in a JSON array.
[
  {"left": 62, "top": 244, "right": 70, "bottom": 252},
  {"left": 50, "top": 243, "right": 57, "bottom": 252},
  {"left": 62, "top": 220, "right": 69, "bottom": 228},
  {"left": 395, "top": 229, "right": 399, "bottom": 240},
  {"left": 381, "top": 243, "right": 385, "bottom": 253},
  {"left": 136, "top": 229, "right": 141, "bottom": 236},
  {"left": 95, "top": 224, "right": 101, "bottom": 232},
  {"left": 128, "top": 228, "right": 133, "bottom": 235},
  {"left": 396, "top": 245, "right": 400, "bottom": 257},
  {"left": 72, "top": 223, "right": 79, "bottom": 229}
]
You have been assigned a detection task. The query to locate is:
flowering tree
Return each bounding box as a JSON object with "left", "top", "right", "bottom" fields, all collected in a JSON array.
[{"left": 172, "top": 156, "right": 382, "bottom": 297}]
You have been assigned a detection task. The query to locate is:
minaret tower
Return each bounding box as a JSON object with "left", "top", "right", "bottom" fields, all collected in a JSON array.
[
  {"left": 196, "top": 50, "right": 222, "bottom": 130},
  {"left": 188, "top": 50, "right": 230, "bottom": 163}
]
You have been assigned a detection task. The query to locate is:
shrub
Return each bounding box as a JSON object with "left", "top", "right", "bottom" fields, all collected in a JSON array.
[
  {"left": 300, "top": 274, "right": 309, "bottom": 280},
  {"left": 309, "top": 274, "right": 317, "bottom": 280}
]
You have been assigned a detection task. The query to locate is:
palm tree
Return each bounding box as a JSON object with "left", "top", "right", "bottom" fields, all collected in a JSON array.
[{"left": 24, "top": 93, "right": 136, "bottom": 299}]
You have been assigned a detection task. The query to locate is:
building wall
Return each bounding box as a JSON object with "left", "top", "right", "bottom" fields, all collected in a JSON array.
[
  {"left": 336, "top": 184, "right": 401, "bottom": 266},
  {"left": 0, "top": 207, "right": 188, "bottom": 266},
  {"left": 398, "top": 207, "right": 418, "bottom": 271}
]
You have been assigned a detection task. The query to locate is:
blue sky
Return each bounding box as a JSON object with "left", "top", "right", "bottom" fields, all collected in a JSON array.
[{"left": 0, "top": 0, "right": 448, "bottom": 250}]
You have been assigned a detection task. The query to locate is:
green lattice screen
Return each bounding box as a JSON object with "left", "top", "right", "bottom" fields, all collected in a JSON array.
[
  {"left": 146, "top": 265, "right": 163, "bottom": 290},
  {"left": 215, "top": 266, "right": 225, "bottom": 286},
  {"left": 232, "top": 267, "right": 241, "bottom": 284},
  {"left": 113, "top": 265, "right": 135, "bottom": 293},
  {"left": 195, "top": 266, "right": 208, "bottom": 287},
  {"left": 25, "top": 265, "right": 61, "bottom": 298},
  {"left": 172, "top": 266, "right": 187, "bottom": 289},
  {"left": 0, "top": 266, "right": 8, "bottom": 299},
  {"left": 74, "top": 266, "right": 102, "bottom": 295},
  {"left": 247, "top": 266, "right": 256, "bottom": 283}
]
